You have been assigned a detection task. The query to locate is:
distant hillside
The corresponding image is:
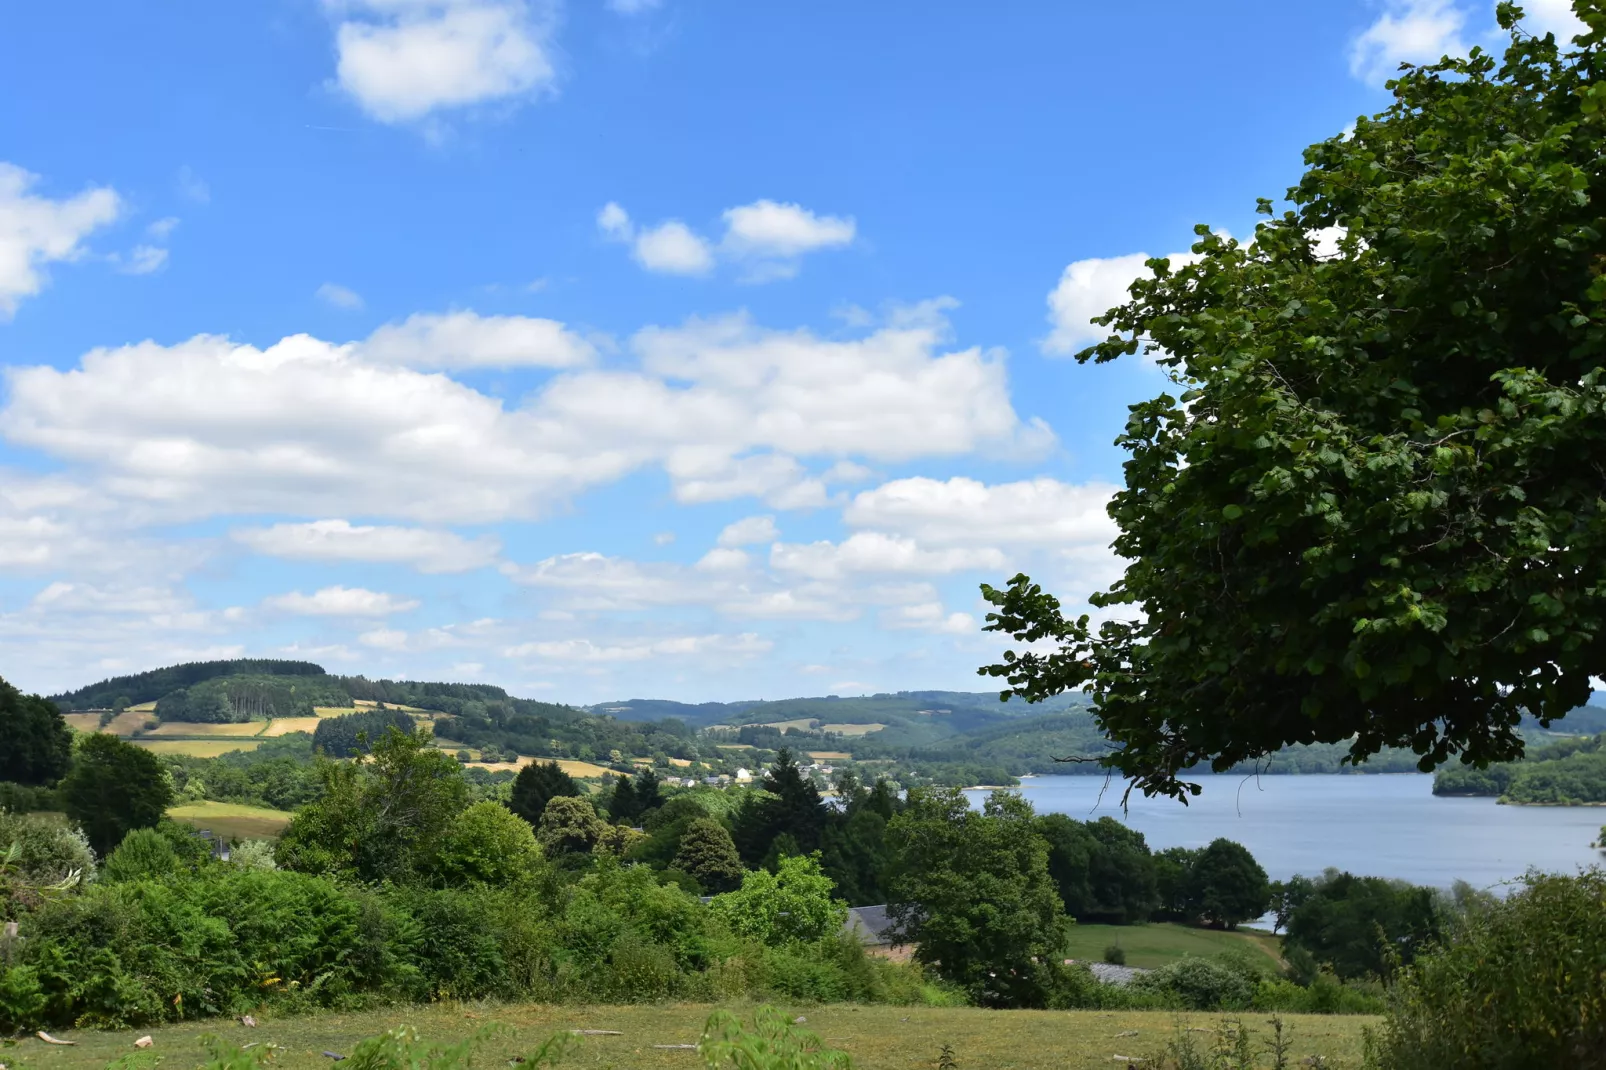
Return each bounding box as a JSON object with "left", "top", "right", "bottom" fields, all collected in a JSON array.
[
  {"left": 587, "top": 689, "right": 1091, "bottom": 730},
  {"left": 50, "top": 659, "right": 328, "bottom": 710}
]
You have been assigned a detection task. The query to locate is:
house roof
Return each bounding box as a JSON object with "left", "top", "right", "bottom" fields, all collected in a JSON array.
[{"left": 843, "top": 904, "right": 896, "bottom": 946}]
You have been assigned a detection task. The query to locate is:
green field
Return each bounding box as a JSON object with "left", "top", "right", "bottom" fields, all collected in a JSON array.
[
  {"left": 167, "top": 800, "right": 294, "bottom": 839},
  {"left": 1063, "top": 922, "right": 1285, "bottom": 970},
  {"left": 10, "top": 1001, "right": 1377, "bottom": 1070}
]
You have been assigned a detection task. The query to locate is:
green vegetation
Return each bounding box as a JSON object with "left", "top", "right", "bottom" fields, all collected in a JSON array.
[
  {"left": 0, "top": 1003, "right": 1379, "bottom": 1070},
  {"left": 312, "top": 706, "right": 418, "bottom": 757},
  {"left": 0, "top": 676, "right": 73, "bottom": 786},
  {"left": 167, "top": 799, "right": 294, "bottom": 840},
  {"left": 1061, "top": 922, "right": 1280, "bottom": 970},
  {"left": 978, "top": 4, "right": 1606, "bottom": 798},
  {"left": 1434, "top": 732, "right": 1606, "bottom": 803},
  {"left": 57, "top": 732, "right": 173, "bottom": 855}
]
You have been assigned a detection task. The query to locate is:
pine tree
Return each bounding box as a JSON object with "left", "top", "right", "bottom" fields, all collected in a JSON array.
[
  {"left": 508, "top": 759, "right": 581, "bottom": 826},
  {"left": 609, "top": 775, "right": 640, "bottom": 824}
]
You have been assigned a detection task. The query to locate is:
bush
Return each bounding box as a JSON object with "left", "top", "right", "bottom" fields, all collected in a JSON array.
[
  {"left": 1131, "top": 956, "right": 1255, "bottom": 1011},
  {"left": 57, "top": 733, "right": 173, "bottom": 855},
  {"left": 429, "top": 800, "right": 544, "bottom": 888},
  {"left": 102, "top": 827, "right": 183, "bottom": 883},
  {"left": 0, "top": 782, "right": 57, "bottom": 813},
  {"left": 1102, "top": 943, "right": 1126, "bottom": 966},
  {"left": 1368, "top": 868, "right": 1606, "bottom": 1068}
]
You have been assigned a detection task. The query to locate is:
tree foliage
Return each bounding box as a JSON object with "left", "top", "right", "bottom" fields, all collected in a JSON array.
[
  {"left": 708, "top": 853, "right": 847, "bottom": 945},
  {"left": 57, "top": 733, "right": 173, "bottom": 856},
  {"left": 0, "top": 677, "right": 72, "bottom": 787},
  {"left": 509, "top": 760, "right": 582, "bottom": 826},
  {"left": 312, "top": 708, "right": 417, "bottom": 757},
  {"left": 885, "top": 788, "right": 1067, "bottom": 1006},
  {"left": 275, "top": 727, "right": 468, "bottom": 883},
  {"left": 673, "top": 818, "right": 744, "bottom": 894},
  {"left": 1280, "top": 869, "right": 1440, "bottom": 980},
  {"left": 980, "top": 3, "right": 1606, "bottom": 797}
]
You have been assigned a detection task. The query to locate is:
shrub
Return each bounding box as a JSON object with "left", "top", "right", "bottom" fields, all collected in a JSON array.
[
  {"left": 1368, "top": 868, "right": 1606, "bottom": 1068},
  {"left": 1131, "top": 956, "right": 1255, "bottom": 1011},
  {"left": 709, "top": 854, "right": 846, "bottom": 945},
  {"left": 1102, "top": 943, "right": 1126, "bottom": 966},
  {"left": 429, "top": 800, "right": 544, "bottom": 888},
  {"left": 230, "top": 839, "right": 278, "bottom": 872},
  {"left": 0, "top": 811, "right": 95, "bottom": 886},
  {"left": 0, "top": 782, "right": 57, "bottom": 813},
  {"left": 102, "top": 827, "right": 182, "bottom": 883}
]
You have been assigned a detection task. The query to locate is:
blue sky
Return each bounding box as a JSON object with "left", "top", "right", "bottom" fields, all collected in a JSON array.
[{"left": 0, "top": 0, "right": 1584, "bottom": 700}]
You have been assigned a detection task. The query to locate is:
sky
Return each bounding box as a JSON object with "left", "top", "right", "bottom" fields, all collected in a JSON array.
[{"left": 0, "top": 0, "right": 1587, "bottom": 702}]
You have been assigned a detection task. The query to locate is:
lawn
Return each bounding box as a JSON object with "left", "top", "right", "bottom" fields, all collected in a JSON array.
[
  {"left": 12, "top": 1002, "right": 1376, "bottom": 1070},
  {"left": 167, "top": 800, "right": 293, "bottom": 839},
  {"left": 132, "top": 739, "right": 264, "bottom": 757},
  {"left": 1064, "top": 922, "right": 1285, "bottom": 970}
]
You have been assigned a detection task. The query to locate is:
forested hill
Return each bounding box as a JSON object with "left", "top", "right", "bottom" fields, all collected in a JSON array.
[
  {"left": 51, "top": 659, "right": 328, "bottom": 710},
  {"left": 587, "top": 688, "right": 1092, "bottom": 729},
  {"left": 1433, "top": 731, "right": 1606, "bottom": 804}
]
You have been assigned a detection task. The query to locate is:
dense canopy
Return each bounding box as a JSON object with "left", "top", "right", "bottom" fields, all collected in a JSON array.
[{"left": 982, "top": 5, "right": 1606, "bottom": 797}]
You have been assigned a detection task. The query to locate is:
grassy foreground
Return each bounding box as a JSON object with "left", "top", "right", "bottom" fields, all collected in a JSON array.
[
  {"left": 12, "top": 1002, "right": 1378, "bottom": 1070},
  {"left": 1062, "top": 923, "right": 1284, "bottom": 970}
]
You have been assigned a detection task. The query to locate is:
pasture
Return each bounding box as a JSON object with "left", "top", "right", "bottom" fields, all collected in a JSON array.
[
  {"left": 12, "top": 1001, "right": 1377, "bottom": 1070},
  {"left": 167, "top": 800, "right": 293, "bottom": 839},
  {"left": 132, "top": 739, "right": 263, "bottom": 757},
  {"left": 464, "top": 756, "right": 615, "bottom": 778},
  {"left": 808, "top": 751, "right": 854, "bottom": 759},
  {"left": 144, "top": 721, "right": 267, "bottom": 737},
  {"left": 818, "top": 723, "right": 886, "bottom": 736},
  {"left": 757, "top": 718, "right": 820, "bottom": 731},
  {"left": 1064, "top": 922, "right": 1285, "bottom": 970},
  {"left": 262, "top": 716, "right": 324, "bottom": 736}
]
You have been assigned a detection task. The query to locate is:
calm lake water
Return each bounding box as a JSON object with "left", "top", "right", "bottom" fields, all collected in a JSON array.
[{"left": 964, "top": 774, "right": 1606, "bottom": 890}]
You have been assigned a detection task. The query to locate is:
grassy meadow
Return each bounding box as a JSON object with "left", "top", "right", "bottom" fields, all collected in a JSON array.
[
  {"left": 1065, "top": 922, "right": 1285, "bottom": 970},
  {"left": 144, "top": 721, "right": 268, "bottom": 737},
  {"left": 817, "top": 723, "right": 886, "bottom": 736},
  {"left": 9, "top": 1001, "right": 1379, "bottom": 1070},
  {"left": 132, "top": 739, "right": 264, "bottom": 757},
  {"left": 167, "top": 800, "right": 294, "bottom": 839}
]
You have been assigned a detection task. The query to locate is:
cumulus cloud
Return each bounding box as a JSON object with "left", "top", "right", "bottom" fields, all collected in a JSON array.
[
  {"left": 118, "top": 245, "right": 169, "bottom": 276},
  {"left": 1043, "top": 248, "right": 1199, "bottom": 356},
  {"left": 844, "top": 476, "right": 1117, "bottom": 548},
  {"left": 233, "top": 519, "right": 501, "bottom": 573},
  {"left": 598, "top": 198, "right": 853, "bottom": 281},
  {"left": 1, "top": 304, "right": 1045, "bottom": 527},
  {"left": 881, "top": 602, "right": 976, "bottom": 634},
  {"left": 317, "top": 282, "right": 365, "bottom": 310},
  {"left": 0, "top": 163, "right": 121, "bottom": 317},
  {"left": 770, "top": 532, "right": 1005, "bottom": 581},
  {"left": 358, "top": 310, "right": 596, "bottom": 368},
  {"left": 264, "top": 585, "right": 421, "bottom": 616},
  {"left": 326, "top": 0, "right": 557, "bottom": 124},
  {"left": 717, "top": 515, "right": 779, "bottom": 547},
  {"left": 1350, "top": 0, "right": 1470, "bottom": 82}
]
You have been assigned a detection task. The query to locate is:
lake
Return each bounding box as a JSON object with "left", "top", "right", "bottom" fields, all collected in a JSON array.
[{"left": 965, "top": 773, "right": 1606, "bottom": 890}]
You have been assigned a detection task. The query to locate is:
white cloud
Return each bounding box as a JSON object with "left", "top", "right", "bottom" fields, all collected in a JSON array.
[
  {"left": 0, "top": 163, "right": 121, "bottom": 317},
  {"left": 696, "top": 547, "right": 750, "bottom": 571},
  {"left": 599, "top": 198, "right": 854, "bottom": 281},
  {"left": 770, "top": 532, "right": 1005, "bottom": 581},
  {"left": 234, "top": 518, "right": 500, "bottom": 572},
  {"left": 317, "top": 282, "right": 364, "bottom": 310},
  {"left": 717, "top": 515, "right": 779, "bottom": 547},
  {"left": 359, "top": 626, "right": 411, "bottom": 648},
  {"left": 1520, "top": 0, "right": 1589, "bottom": 38},
  {"left": 1, "top": 303, "right": 1046, "bottom": 522},
  {"left": 881, "top": 602, "right": 977, "bottom": 634},
  {"left": 327, "top": 0, "right": 556, "bottom": 124},
  {"left": 721, "top": 200, "right": 854, "bottom": 279},
  {"left": 1043, "top": 249, "right": 1199, "bottom": 356},
  {"left": 176, "top": 166, "right": 210, "bottom": 204},
  {"left": 265, "top": 585, "right": 421, "bottom": 616},
  {"left": 652, "top": 531, "right": 676, "bottom": 545},
  {"left": 634, "top": 220, "right": 715, "bottom": 275},
  {"left": 118, "top": 245, "right": 169, "bottom": 275},
  {"left": 358, "top": 310, "right": 596, "bottom": 368},
  {"left": 1350, "top": 0, "right": 1469, "bottom": 82},
  {"left": 147, "top": 217, "right": 180, "bottom": 241},
  {"left": 505, "top": 632, "right": 772, "bottom": 663},
  {"left": 844, "top": 475, "right": 1117, "bottom": 549}
]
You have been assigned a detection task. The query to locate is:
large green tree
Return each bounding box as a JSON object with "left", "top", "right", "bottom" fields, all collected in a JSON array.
[
  {"left": 1188, "top": 838, "right": 1270, "bottom": 929},
  {"left": 884, "top": 788, "right": 1067, "bottom": 1007},
  {"left": 275, "top": 727, "right": 468, "bottom": 882},
  {"left": 508, "top": 759, "right": 581, "bottom": 826},
  {"left": 980, "top": 3, "right": 1606, "bottom": 798},
  {"left": 57, "top": 733, "right": 174, "bottom": 856},
  {"left": 0, "top": 677, "right": 73, "bottom": 787}
]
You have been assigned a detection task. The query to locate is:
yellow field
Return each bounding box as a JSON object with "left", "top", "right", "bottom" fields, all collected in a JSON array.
[
  {"left": 133, "top": 739, "right": 263, "bottom": 757},
  {"left": 168, "top": 800, "right": 293, "bottom": 839},
  {"left": 128, "top": 700, "right": 157, "bottom": 713},
  {"left": 464, "top": 757, "right": 614, "bottom": 778},
  {"left": 757, "top": 718, "right": 820, "bottom": 731},
  {"left": 819, "top": 723, "right": 886, "bottom": 736},
  {"left": 61, "top": 713, "right": 101, "bottom": 733},
  {"left": 263, "top": 717, "right": 324, "bottom": 736},
  {"left": 16, "top": 1001, "right": 1377, "bottom": 1070},
  {"left": 668, "top": 757, "right": 692, "bottom": 768},
  {"left": 145, "top": 721, "right": 267, "bottom": 737},
  {"left": 808, "top": 751, "right": 853, "bottom": 759},
  {"left": 312, "top": 706, "right": 360, "bottom": 716}
]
